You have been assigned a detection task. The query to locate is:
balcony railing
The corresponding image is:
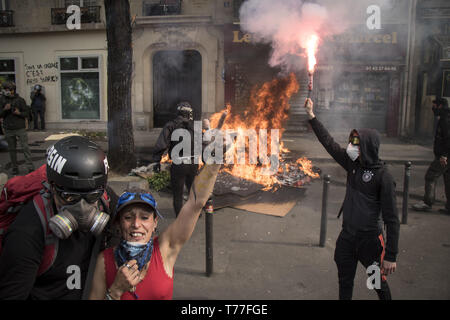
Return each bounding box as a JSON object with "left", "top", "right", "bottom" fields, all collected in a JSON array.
[
  {"left": 0, "top": 10, "right": 14, "bottom": 27},
  {"left": 143, "top": 0, "right": 182, "bottom": 16},
  {"left": 51, "top": 6, "right": 101, "bottom": 25}
]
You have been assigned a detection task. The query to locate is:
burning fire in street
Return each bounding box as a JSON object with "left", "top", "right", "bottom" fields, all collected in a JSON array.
[{"left": 209, "top": 73, "right": 320, "bottom": 191}]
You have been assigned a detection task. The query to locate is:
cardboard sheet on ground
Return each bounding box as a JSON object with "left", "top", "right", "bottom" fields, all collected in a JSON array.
[
  {"left": 213, "top": 186, "right": 306, "bottom": 217},
  {"left": 45, "top": 133, "right": 81, "bottom": 141}
]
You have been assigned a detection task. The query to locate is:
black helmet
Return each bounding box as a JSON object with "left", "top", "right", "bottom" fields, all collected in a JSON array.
[
  {"left": 34, "top": 84, "right": 42, "bottom": 91},
  {"left": 176, "top": 102, "right": 193, "bottom": 120},
  {"left": 46, "top": 136, "right": 109, "bottom": 191}
]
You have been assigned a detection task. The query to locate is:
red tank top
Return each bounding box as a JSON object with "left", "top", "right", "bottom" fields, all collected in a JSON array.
[{"left": 103, "top": 237, "right": 173, "bottom": 300}]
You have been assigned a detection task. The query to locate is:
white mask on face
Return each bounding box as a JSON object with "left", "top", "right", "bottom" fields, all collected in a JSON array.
[{"left": 346, "top": 143, "right": 360, "bottom": 161}]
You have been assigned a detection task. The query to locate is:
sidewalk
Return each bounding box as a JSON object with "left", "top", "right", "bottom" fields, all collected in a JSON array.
[{"left": 1, "top": 129, "right": 449, "bottom": 300}]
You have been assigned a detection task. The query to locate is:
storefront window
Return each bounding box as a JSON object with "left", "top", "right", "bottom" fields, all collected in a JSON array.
[
  {"left": 317, "top": 71, "right": 389, "bottom": 113},
  {"left": 60, "top": 56, "right": 100, "bottom": 120},
  {"left": 64, "top": 0, "right": 97, "bottom": 7},
  {"left": 0, "top": 58, "right": 16, "bottom": 86}
]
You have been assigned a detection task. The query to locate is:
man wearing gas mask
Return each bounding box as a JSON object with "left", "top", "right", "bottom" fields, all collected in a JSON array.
[
  {"left": 413, "top": 98, "right": 450, "bottom": 215},
  {"left": 0, "top": 81, "right": 34, "bottom": 175},
  {"left": 0, "top": 136, "right": 112, "bottom": 300},
  {"left": 150, "top": 101, "right": 198, "bottom": 217},
  {"left": 304, "top": 98, "right": 400, "bottom": 300}
]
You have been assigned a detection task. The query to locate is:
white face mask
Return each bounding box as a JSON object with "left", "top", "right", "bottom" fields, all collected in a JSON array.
[{"left": 346, "top": 143, "right": 360, "bottom": 161}]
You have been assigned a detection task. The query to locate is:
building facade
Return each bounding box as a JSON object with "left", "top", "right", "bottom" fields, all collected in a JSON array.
[
  {"left": 412, "top": 0, "right": 450, "bottom": 138},
  {"left": 0, "top": 0, "right": 438, "bottom": 138},
  {"left": 0, "top": 0, "right": 228, "bottom": 131}
]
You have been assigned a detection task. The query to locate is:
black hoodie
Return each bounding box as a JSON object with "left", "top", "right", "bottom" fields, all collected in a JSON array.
[
  {"left": 433, "top": 107, "right": 450, "bottom": 158},
  {"left": 309, "top": 117, "right": 400, "bottom": 262},
  {"left": 151, "top": 115, "right": 195, "bottom": 163}
]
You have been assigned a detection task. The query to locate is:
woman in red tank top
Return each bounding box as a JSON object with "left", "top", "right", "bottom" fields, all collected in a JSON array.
[{"left": 88, "top": 161, "right": 223, "bottom": 300}]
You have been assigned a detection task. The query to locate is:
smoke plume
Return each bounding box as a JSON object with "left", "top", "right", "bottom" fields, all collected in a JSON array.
[{"left": 239, "top": 0, "right": 351, "bottom": 73}]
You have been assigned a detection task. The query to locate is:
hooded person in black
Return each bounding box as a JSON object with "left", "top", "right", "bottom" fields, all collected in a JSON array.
[
  {"left": 413, "top": 98, "right": 450, "bottom": 214},
  {"left": 304, "top": 98, "right": 400, "bottom": 300},
  {"left": 151, "top": 102, "right": 198, "bottom": 217}
]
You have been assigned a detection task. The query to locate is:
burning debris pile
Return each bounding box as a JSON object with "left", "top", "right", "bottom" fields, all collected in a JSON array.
[
  {"left": 209, "top": 73, "right": 321, "bottom": 194},
  {"left": 275, "top": 157, "right": 321, "bottom": 188}
]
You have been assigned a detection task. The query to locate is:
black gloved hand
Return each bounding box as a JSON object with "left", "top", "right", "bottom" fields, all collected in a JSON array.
[{"left": 153, "top": 163, "right": 161, "bottom": 173}]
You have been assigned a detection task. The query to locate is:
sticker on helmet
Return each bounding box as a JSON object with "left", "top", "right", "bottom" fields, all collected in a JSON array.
[
  {"left": 103, "top": 157, "right": 109, "bottom": 174},
  {"left": 47, "top": 145, "right": 68, "bottom": 174}
]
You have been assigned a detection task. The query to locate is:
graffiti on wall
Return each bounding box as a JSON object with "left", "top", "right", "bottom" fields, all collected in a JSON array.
[{"left": 25, "top": 62, "right": 59, "bottom": 85}]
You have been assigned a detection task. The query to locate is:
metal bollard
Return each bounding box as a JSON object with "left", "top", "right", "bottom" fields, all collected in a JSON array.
[
  {"left": 402, "top": 161, "right": 412, "bottom": 225},
  {"left": 205, "top": 198, "right": 214, "bottom": 277},
  {"left": 320, "top": 174, "right": 331, "bottom": 247}
]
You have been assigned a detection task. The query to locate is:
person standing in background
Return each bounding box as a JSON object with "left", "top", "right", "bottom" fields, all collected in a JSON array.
[
  {"left": 0, "top": 82, "right": 34, "bottom": 175},
  {"left": 30, "top": 84, "right": 46, "bottom": 131}
]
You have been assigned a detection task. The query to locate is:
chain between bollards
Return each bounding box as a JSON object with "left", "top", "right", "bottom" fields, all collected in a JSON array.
[
  {"left": 205, "top": 198, "right": 214, "bottom": 277},
  {"left": 320, "top": 174, "right": 331, "bottom": 247},
  {"left": 402, "top": 161, "right": 412, "bottom": 225}
]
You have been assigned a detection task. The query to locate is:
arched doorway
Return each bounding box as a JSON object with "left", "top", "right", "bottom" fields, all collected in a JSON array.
[{"left": 152, "top": 50, "right": 202, "bottom": 127}]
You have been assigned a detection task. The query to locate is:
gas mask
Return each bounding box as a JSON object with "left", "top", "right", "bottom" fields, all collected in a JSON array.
[
  {"left": 346, "top": 143, "right": 360, "bottom": 162},
  {"left": 49, "top": 198, "right": 110, "bottom": 239}
]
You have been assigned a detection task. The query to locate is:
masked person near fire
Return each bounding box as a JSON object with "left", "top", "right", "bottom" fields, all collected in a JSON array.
[
  {"left": 0, "top": 136, "right": 112, "bottom": 300},
  {"left": 304, "top": 98, "right": 400, "bottom": 300},
  {"left": 0, "top": 81, "right": 34, "bottom": 175},
  {"left": 413, "top": 98, "right": 450, "bottom": 215},
  {"left": 150, "top": 102, "right": 198, "bottom": 217},
  {"left": 88, "top": 135, "right": 225, "bottom": 300}
]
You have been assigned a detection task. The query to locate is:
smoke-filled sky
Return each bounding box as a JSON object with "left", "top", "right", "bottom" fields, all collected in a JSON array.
[{"left": 239, "top": 0, "right": 398, "bottom": 73}]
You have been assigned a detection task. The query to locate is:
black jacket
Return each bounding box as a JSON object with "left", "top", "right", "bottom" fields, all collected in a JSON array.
[
  {"left": 309, "top": 117, "right": 400, "bottom": 262},
  {"left": 0, "top": 201, "right": 95, "bottom": 300},
  {"left": 151, "top": 116, "right": 196, "bottom": 163},
  {"left": 30, "top": 91, "right": 46, "bottom": 110},
  {"left": 433, "top": 108, "right": 450, "bottom": 158},
  {"left": 0, "top": 94, "right": 28, "bottom": 130}
]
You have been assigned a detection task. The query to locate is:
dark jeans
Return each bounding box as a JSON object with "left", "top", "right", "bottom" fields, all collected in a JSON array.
[
  {"left": 4, "top": 128, "right": 34, "bottom": 170},
  {"left": 423, "top": 157, "right": 450, "bottom": 209},
  {"left": 32, "top": 108, "right": 45, "bottom": 130},
  {"left": 334, "top": 230, "right": 392, "bottom": 300},
  {"left": 170, "top": 163, "right": 198, "bottom": 217}
]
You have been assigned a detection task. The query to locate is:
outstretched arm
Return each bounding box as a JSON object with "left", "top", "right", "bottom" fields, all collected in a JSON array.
[
  {"left": 159, "top": 163, "right": 221, "bottom": 268},
  {"left": 305, "top": 98, "right": 351, "bottom": 171},
  {"left": 159, "top": 111, "right": 227, "bottom": 270}
]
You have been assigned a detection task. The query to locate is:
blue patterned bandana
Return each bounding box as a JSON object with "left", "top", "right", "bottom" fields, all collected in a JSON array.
[{"left": 114, "top": 239, "right": 153, "bottom": 271}]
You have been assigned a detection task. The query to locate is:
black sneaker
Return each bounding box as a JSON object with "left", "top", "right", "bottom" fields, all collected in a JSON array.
[{"left": 438, "top": 208, "right": 450, "bottom": 215}]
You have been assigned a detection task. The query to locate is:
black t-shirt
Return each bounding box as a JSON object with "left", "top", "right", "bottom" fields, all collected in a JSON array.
[{"left": 0, "top": 200, "right": 96, "bottom": 300}]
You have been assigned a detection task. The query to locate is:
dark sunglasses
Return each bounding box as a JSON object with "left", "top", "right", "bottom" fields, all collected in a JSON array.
[
  {"left": 349, "top": 136, "right": 360, "bottom": 146},
  {"left": 117, "top": 192, "right": 163, "bottom": 218},
  {"left": 55, "top": 185, "right": 104, "bottom": 204}
]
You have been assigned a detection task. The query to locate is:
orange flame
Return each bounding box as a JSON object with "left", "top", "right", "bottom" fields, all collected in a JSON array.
[
  {"left": 208, "top": 73, "right": 319, "bottom": 190},
  {"left": 296, "top": 157, "right": 320, "bottom": 179},
  {"left": 161, "top": 153, "right": 171, "bottom": 163}
]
